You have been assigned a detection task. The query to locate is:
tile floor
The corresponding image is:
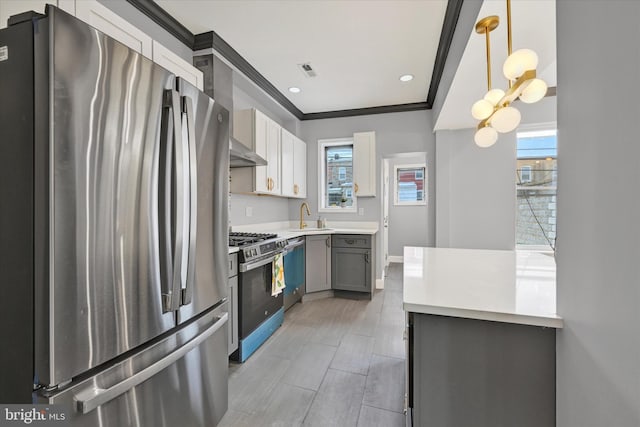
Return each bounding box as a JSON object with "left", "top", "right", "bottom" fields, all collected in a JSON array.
[{"left": 219, "top": 263, "right": 406, "bottom": 427}]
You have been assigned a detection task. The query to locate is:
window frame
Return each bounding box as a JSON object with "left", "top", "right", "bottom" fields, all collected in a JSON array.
[
  {"left": 318, "top": 138, "right": 357, "bottom": 213},
  {"left": 394, "top": 163, "right": 427, "bottom": 206},
  {"left": 520, "top": 165, "right": 532, "bottom": 183},
  {"left": 515, "top": 125, "right": 557, "bottom": 250}
]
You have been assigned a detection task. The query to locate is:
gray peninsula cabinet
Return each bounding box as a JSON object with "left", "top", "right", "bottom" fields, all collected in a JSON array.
[{"left": 331, "top": 235, "right": 374, "bottom": 298}]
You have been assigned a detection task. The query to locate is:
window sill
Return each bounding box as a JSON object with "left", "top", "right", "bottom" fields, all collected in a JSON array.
[
  {"left": 318, "top": 207, "right": 357, "bottom": 214},
  {"left": 394, "top": 202, "right": 427, "bottom": 207}
]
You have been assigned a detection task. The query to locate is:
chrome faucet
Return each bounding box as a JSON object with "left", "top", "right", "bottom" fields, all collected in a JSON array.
[{"left": 299, "top": 202, "right": 311, "bottom": 229}]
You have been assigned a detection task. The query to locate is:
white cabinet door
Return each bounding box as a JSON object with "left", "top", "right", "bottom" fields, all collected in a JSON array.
[
  {"left": 152, "top": 40, "right": 203, "bottom": 90},
  {"left": 252, "top": 109, "right": 269, "bottom": 193},
  {"left": 265, "top": 118, "right": 281, "bottom": 195},
  {"left": 353, "top": 131, "right": 376, "bottom": 197},
  {"left": 293, "top": 135, "right": 307, "bottom": 198},
  {"left": 75, "top": 0, "right": 152, "bottom": 58},
  {"left": 305, "top": 235, "right": 331, "bottom": 293},
  {"left": 232, "top": 109, "right": 281, "bottom": 195},
  {"left": 279, "top": 128, "right": 306, "bottom": 199},
  {"left": 280, "top": 128, "right": 295, "bottom": 197}
]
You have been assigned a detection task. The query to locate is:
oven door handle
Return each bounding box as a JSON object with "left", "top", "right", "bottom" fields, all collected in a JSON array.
[{"left": 239, "top": 255, "right": 277, "bottom": 272}]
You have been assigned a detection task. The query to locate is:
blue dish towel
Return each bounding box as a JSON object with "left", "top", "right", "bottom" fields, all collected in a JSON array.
[{"left": 272, "top": 253, "right": 286, "bottom": 296}]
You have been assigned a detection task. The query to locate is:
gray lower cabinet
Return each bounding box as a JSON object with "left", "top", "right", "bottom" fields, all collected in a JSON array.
[
  {"left": 228, "top": 253, "right": 238, "bottom": 356},
  {"left": 305, "top": 234, "right": 331, "bottom": 293},
  {"left": 407, "top": 313, "right": 556, "bottom": 427},
  {"left": 331, "top": 235, "right": 372, "bottom": 295}
]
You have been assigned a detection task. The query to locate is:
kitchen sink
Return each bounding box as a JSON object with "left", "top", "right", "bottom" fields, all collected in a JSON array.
[{"left": 289, "top": 228, "right": 333, "bottom": 233}]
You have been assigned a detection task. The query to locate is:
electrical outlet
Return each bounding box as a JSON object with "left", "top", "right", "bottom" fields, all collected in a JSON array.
[
  {"left": 245, "top": 207, "right": 253, "bottom": 217},
  {"left": 359, "top": 208, "right": 364, "bottom": 216}
]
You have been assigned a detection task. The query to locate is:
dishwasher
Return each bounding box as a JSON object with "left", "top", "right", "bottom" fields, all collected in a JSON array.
[{"left": 283, "top": 236, "right": 305, "bottom": 311}]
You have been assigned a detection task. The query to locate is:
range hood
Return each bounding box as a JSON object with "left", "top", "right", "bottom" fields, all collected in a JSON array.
[{"left": 230, "top": 137, "right": 267, "bottom": 168}]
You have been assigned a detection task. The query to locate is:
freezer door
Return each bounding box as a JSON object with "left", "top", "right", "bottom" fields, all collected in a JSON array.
[
  {"left": 40, "top": 306, "right": 229, "bottom": 427},
  {"left": 176, "top": 78, "right": 230, "bottom": 324},
  {"left": 37, "top": 9, "right": 179, "bottom": 386}
]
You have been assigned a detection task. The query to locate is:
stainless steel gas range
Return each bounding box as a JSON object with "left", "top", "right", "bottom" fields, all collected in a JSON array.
[{"left": 228, "top": 232, "right": 287, "bottom": 362}]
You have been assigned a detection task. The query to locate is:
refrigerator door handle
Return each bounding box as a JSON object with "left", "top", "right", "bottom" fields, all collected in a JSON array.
[
  {"left": 159, "top": 89, "right": 184, "bottom": 313},
  {"left": 170, "top": 86, "right": 188, "bottom": 312},
  {"left": 74, "top": 312, "right": 228, "bottom": 414},
  {"left": 181, "top": 95, "right": 198, "bottom": 306}
]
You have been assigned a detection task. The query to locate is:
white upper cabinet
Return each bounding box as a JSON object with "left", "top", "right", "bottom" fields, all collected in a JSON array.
[
  {"left": 75, "top": 0, "right": 152, "bottom": 58},
  {"left": 0, "top": 0, "right": 74, "bottom": 29},
  {"left": 292, "top": 134, "right": 307, "bottom": 198},
  {"left": 232, "top": 109, "right": 281, "bottom": 196},
  {"left": 73, "top": 0, "right": 203, "bottom": 89},
  {"left": 265, "top": 115, "right": 281, "bottom": 195},
  {"left": 281, "top": 128, "right": 307, "bottom": 198},
  {"left": 152, "top": 40, "right": 203, "bottom": 90},
  {"left": 281, "top": 129, "right": 295, "bottom": 197},
  {"left": 353, "top": 131, "right": 376, "bottom": 197}
]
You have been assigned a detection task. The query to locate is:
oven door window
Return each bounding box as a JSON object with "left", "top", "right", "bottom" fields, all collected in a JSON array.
[{"left": 238, "top": 261, "right": 283, "bottom": 338}]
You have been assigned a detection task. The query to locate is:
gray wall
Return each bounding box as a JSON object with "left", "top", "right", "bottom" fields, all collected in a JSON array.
[
  {"left": 435, "top": 128, "right": 516, "bottom": 250},
  {"left": 388, "top": 154, "right": 429, "bottom": 257},
  {"left": 556, "top": 1, "right": 640, "bottom": 426},
  {"left": 229, "top": 194, "right": 291, "bottom": 226},
  {"left": 298, "top": 110, "right": 435, "bottom": 279},
  {"left": 435, "top": 97, "right": 557, "bottom": 250}
]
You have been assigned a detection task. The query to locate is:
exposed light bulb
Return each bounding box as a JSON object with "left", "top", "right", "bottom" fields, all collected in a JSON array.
[
  {"left": 519, "top": 78, "right": 547, "bottom": 103},
  {"left": 503, "top": 49, "right": 539, "bottom": 80},
  {"left": 491, "top": 106, "right": 521, "bottom": 133},
  {"left": 474, "top": 126, "right": 498, "bottom": 148},
  {"left": 471, "top": 99, "right": 494, "bottom": 120},
  {"left": 484, "top": 89, "right": 506, "bottom": 106}
]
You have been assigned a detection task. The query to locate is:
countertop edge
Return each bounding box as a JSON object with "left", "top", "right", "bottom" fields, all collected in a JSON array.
[
  {"left": 264, "top": 228, "right": 379, "bottom": 239},
  {"left": 403, "top": 302, "right": 564, "bottom": 329}
]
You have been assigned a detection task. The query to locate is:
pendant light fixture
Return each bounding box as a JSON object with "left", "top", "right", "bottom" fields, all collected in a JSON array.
[{"left": 471, "top": 0, "right": 548, "bottom": 148}]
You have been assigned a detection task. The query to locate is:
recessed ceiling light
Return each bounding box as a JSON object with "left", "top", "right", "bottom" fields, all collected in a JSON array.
[
  {"left": 399, "top": 74, "right": 414, "bottom": 82},
  {"left": 288, "top": 87, "right": 301, "bottom": 93}
]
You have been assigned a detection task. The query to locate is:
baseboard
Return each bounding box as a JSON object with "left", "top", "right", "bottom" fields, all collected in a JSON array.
[
  {"left": 301, "top": 290, "right": 334, "bottom": 302},
  {"left": 388, "top": 255, "right": 404, "bottom": 263},
  {"left": 376, "top": 278, "right": 384, "bottom": 289}
]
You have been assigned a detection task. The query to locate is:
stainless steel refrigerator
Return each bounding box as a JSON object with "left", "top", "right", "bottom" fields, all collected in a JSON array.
[{"left": 0, "top": 5, "right": 229, "bottom": 426}]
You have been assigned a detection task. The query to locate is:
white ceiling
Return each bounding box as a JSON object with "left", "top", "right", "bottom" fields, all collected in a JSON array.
[
  {"left": 156, "top": 0, "right": 448, "bottom": 114},
  {"left": 435, "top": 0, "right": 556, "bottom": 130}
]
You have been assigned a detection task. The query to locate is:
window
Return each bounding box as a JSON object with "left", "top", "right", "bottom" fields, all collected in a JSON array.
[
  {"left": 520, "top": 165, "right": 532, "bottom": 183},
  {"left": 394, "top": 164, "right": 426, "bottom": 205},
  {"left": 338, "top": 167, "right": 346, "bottom": 181},
  {"left": 318, "top": 139, "right": 356, "bottom": 212},
  {"left": 516, "top": 129, "right": 557, "bottom": 249}
]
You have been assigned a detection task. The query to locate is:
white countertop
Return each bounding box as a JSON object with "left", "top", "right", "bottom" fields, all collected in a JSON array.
[
  {"left": 228, "top": 246, "right": 239, "bottom": 254},
  {"left": 231, "top": 221, "right": 378, "bottom": 239},
  {"left": 403, "top": 247, "right": 563, "bottom": 328}
]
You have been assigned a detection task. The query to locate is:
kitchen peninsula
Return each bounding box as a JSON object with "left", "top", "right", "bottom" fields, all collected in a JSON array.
[{"left": 403, "top": 247, "right": 562, "bottom": 427}]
